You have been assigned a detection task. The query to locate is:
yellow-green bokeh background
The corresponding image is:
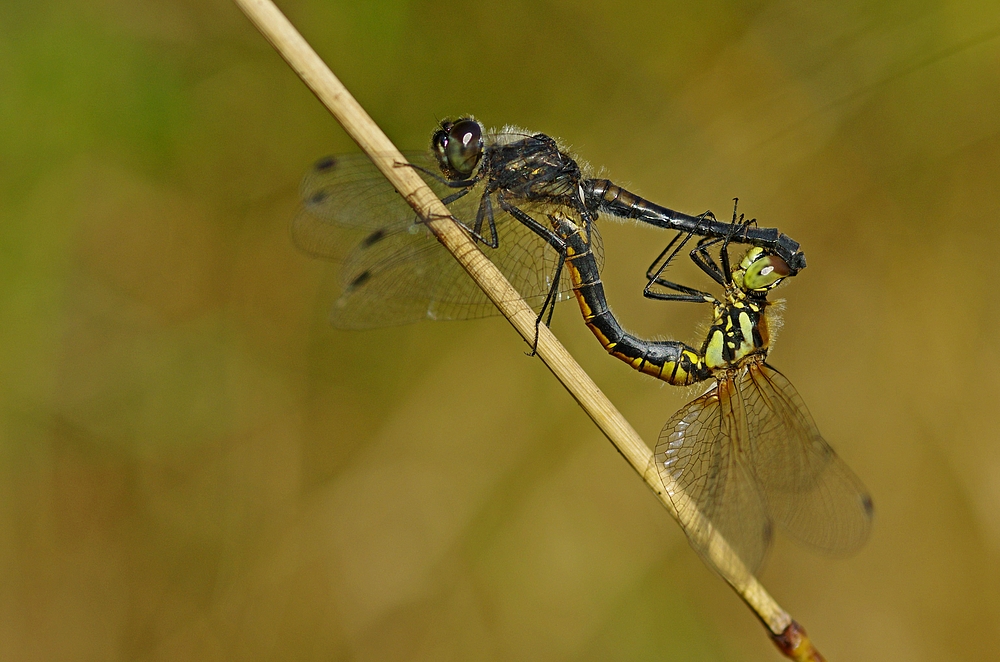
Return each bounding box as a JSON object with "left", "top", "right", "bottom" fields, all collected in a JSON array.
[{"left": 3, "top": 1, "right": 998, "bottom": 659}]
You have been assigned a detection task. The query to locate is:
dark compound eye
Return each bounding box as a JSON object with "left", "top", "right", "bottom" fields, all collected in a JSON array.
[
  {"left": 431, "top": 120, "right": 452, "bottom": 164},
  {"left": 432, "top": 118, "right": 483, "bottom": 179}
]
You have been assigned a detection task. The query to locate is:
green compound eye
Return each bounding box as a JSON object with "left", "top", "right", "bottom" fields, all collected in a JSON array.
[{"left": 743, "top": 253, "right": 790, "bottom": 290}]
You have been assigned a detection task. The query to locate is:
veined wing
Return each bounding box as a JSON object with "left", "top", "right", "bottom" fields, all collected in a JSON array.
[
  {"left": 292, "top": 151, "right": 452, "bottom": 258},
  {"left": 741, "top": 362, "right": 874, "bottom": 554},
  {"left": 653, "top": 363, "right": 874, "bottom": 580},
  {"left": 325, "top": 208, "right": 601, "bottom": 328},
  {"left": 654, "top": 377, "right": 772, "bottom": 580},
  {"left": 292, "top": 151, "right": 603, "bottom": 329}
]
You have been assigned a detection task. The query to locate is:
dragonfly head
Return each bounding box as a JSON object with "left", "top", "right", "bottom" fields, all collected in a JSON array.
[
  {"left": 432, "top": 118, "right": 485, "bottom": 180},
  {"left": 735, "top": 247, "right": 791, "bottom": 294}
]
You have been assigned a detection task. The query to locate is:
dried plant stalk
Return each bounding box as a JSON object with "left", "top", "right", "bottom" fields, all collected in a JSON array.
[{"left": 232, "top": 1, "right": 827, "bottom": 658}]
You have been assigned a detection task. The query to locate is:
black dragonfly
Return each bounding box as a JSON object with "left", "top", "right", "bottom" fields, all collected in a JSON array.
[{"left": 292, "top": 117, "right": 806, "bottom": 329}]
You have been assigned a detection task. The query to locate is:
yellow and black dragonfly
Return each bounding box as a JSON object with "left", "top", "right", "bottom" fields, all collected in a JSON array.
[
  {"left": 548, "top": 210, "right": 872, "bottom": 577},
  {"left": 293, "top": 118, "right": 805, "bottom": 329}
]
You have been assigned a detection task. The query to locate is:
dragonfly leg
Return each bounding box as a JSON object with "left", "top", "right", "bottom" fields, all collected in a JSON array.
[
  {"left": 417, "top": 187, "right": 501, "bottom": 247},
  {"left": 644, "top": 280, "right": 714, "bottom": 303},
  {"left": 494, "top": 196, "right": 581, "bottom": 344},
  {"left": 397, "top": 161, "right": 476, "bottom": 189},
  {"left": 527, "top": 248, "right": 567, "bottom": 356},
  {"left": 495, "top": 195, "right": 571, "bottom": 255},
  {"left": 439, "top": 186, "right": 472, "bottom": 207},
  {"left": 689, "top": 235, "right": 728, "bottom": 286},
  {"left": 714, "top": 199, "right": 757, "bottom": 278},
  {"left": 644, "top": 233, "right": 715, "bottom": 302},
  {"left": 474, "top": 191, "right": 501, "bottom": 249},
  {"left": 645, "top": 231, "right": 691, "bottom": 281}
]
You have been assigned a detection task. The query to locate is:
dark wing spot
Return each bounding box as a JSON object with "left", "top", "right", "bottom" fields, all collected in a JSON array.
[
  {"left": 309, "top": 190, "right": 329, "bottom": 205},
  {"left": 346, "top": 270, "right": 372, "bottom": 291},
  {"left": 861, "top": 494, "right": 875, "bottom": 517},
  {"left": 361, "top": 228, "right": 387, "bottom": 248},
  {"left": 314, "top": 156, "right": 337, "bottom": 172}
]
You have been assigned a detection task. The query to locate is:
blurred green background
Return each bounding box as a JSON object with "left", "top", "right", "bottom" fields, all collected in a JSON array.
[{"left": 2, "top": 0, "right": 998, "bottom": 659}]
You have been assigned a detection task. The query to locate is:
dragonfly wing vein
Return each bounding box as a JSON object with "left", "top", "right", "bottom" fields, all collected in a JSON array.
[
  {"left": 656, "top": 379, "right": 771, "bottom": 579},
  {"left": 742, "top": 363, "right": 874, "bottom": 554}
]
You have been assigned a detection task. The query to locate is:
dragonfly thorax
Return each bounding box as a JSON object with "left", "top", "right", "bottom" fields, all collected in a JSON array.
[
  {"left": 698, "top": 247, "right": 788, "bottom": 371},
  {"left": 482, "top": 132, "right": 583, "bottom": 209},
  {"left": 704, "top": 295, "right": 770, "bottom": 371}
]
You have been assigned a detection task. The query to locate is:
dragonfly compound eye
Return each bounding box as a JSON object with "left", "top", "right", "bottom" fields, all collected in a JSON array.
[
  {"left": 443, "top": 118, "right": 484, "bottom": 178},
  {"left": 743, "top": 254, "right": 790, "bottom": 291},
  {"left": 431, "top": 121, "right": 452, "bottom": 168}
]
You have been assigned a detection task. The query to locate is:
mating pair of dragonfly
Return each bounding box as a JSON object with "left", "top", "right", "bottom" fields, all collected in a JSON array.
[{"left": 293, "top": 117, "right": 873, "bottom": 579}]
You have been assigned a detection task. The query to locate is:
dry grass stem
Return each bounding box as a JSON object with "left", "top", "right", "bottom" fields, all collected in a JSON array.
[{"left": 232, "top": 0, "right": 826, "bottom": 657}]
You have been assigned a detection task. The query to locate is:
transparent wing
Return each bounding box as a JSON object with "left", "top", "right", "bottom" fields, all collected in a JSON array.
[
  {"left": 325, "top": 209, "right": 600, "bottom": 328},
  {"left": 292, "top": 152, "right": 449, "bottom": 260},
  {"left": 654, "top": 378, "right": 772, "bottom": 580},
  {"left": 292, "top": 151, "right": 603, "bottom": 328},
  {"left": 741, "top": 362, "right": 874, "bottom": 554},
  {"left": 654, "top": 364, "right": 875, "bottom": 579}
]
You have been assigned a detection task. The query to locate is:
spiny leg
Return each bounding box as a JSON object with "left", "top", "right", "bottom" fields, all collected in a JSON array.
[
  {"left": 517, "top": 208, "right": 577, "bottom": 356},
  {"left": 715, "top": 199, "right": 756, "bottom": 278},
  {"left": 492, "top": 195, "right": 580, "bottom": 348},
  {"left": 645, "top": 230, "right": 692, "bottom": 281},
  {"left": 644, "top": 230, "right": 711, "bottom": 302},
  {"left": 526, "top": 247, "right": 568, "bottom": 356},
  {"left": 393, "top": 160, "right": 502, "bottom": 248},
  {"left": 683, "top": 200, "right": 758, "bottom": 284},
  {"left": 473, "top": 189, "right": 501, "bottom": 249},
  {"left": 397, "top": 161, "right": 476, "bottom": 188},
  {"left": 645, "top": 207, "right": 732, "bottom": 293},
  {"left": 689, "top": 234, "right": 729, "bottom": 285}
]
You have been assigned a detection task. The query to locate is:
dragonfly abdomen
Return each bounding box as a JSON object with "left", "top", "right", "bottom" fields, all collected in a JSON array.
[
  {"left": 583, "top": 179, "right": 646, "bottom": 219},
  {"left": 581, "top": 179, "right": 807, "bottom": 274},
  {"left": 558, "top": 215, "right": 709, "bottom": 386}
]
